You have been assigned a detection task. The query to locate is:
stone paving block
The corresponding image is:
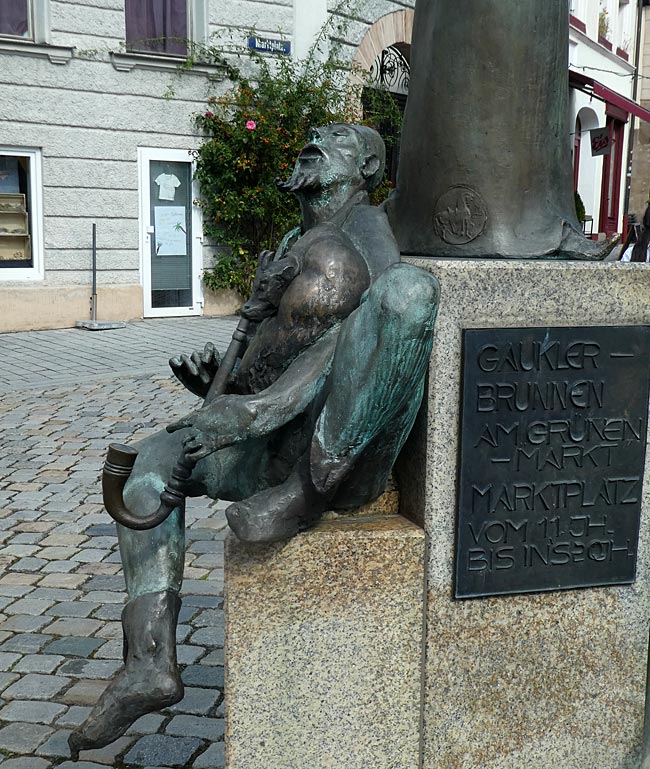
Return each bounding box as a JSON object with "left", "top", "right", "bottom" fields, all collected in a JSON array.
[
  {"left": 83, "top": 591, "right": 125, "bottom": 604},
  {"left": 0, "top": 586, "right": 34, "bottom": 598},
  {"left": 62, "top": 679, "right": 110, "bottom": 705},
  {"left": 71, "top": 550, "right": 108, "bottom": 564},
  {"left": 0, "top": 700, "right": 66, "bottom": 724},
  {"left": 4, "top": 598, "right": 54, "bottom": 616},
  {"left": 182, "top": 595, "right": 222, "bottom": 609},
  {"left": 1, "top": 634, "right": 52, "bottom": 654},
  {"left": 193, "top": 609, "right": 224, "bottom": 628},
  {"left": 39, "top": 547, "right": 82, "bottom": 561},
  {"left": 78, "top": 735, "right": 137, "bottom": 764},
  {"left": 94, "top": 621, "right": 122, "bottom": 639},
  {"left": 2, "top": 757, "right": 52, "bottom": 769},
  {"left": 58, "top": 659, "right": 121, "bottom": 680},
  {"left": 45, "top": 618, "right": 102, "bottom": 636},
  {"left": 0, "top": 573, "right": 40, "bottom": 586},
  {"left": 124, "top": 735, "right": 203, "bottom": 767},
  {"left": 84, "top": 524, "right": 117, "bottom": 537},
  {"left": 191, "top": 554, "right": 222, "bottom": 569},
  {"left": 0, "top": 652, "right": 21, "bottom": 671},
  {"left": 0, "top": 721, "right": 53, "bottom": 752},
  {"left": 76, "top": 563, "right": 121, "bottom": 576},
  {"left": 38, "top": 573, "right": 89, "bottom": 589},
  {"left": 167, "top": 687, "right": 220, "bottom": 716},
  {"left": 188, "top": 540, "right": 223, "bottom": 554},
  {"left": 82, "top": 574, "right": 122, "bottom": 589},
  {"left": 13, "top": 654, "right": 64, "bottom": 674},
  {"left": 3, "top": 544, "right": 40, "bottom": 557},
  {"left": 40, "top": 560, "right": 77, "bottom": 574},
  {"left": 45, "top": 601, "right": 99, "bottom": 618},
  {"left": 0, "top": 614, "right": 51, "bottom": 632},
  {"left": 127, "top": 713, "right": 166, "bottom": 735},
  {"left": 2, "top": 673, "right": 70, "bottom": 700},
  {"left": 57, "top": 762, "right": 107, "bottom": 769},
  {"left": 30, "top": 588, "right": 80, "bottom": 602},
  {"left": 55, "top": 705, "right": 92, "bottom": 727},
  {"left": 93, "top": 639, "right": 122, "bottom": 660},
  {"left": 177, "top": 605, "right": 198, "bottom": 624},
  {"left": 166, "top": 714, "right": 224, "bottom": 741},
  {"left": 190, "top": 627, "right": 223, "bottom": 647},
  {"left": 176, "top": 645, "right": 204, "bottom": 665},
  {"left": 9, "top": 557, "right": 48, "bottom": 572},
  {"left": 44, "top": 636, "right": 104, "bottom": 658},
  {"left": 36, "top": 728, "right": 72, "bottom": 758},
  {"left": 40, "top": 533, "right": 87, "bottom": 547},
  {"left": 181, "top": 665, "right": 223, "bottom": 689},
  {"left": 194, "top": 742, "right": 225, "bottom": 769},
  {"left": 181, "top": 580, "right": 223, "bottom": 596},
  {"left": 200, "top": 649, "right": 224, "bottom": 666}
]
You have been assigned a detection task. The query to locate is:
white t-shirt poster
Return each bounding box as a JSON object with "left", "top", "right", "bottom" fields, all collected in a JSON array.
[
  {"left": 154, "top": 206, "right": 187, "bottom": 256},
  {"left": 155, "top": 173, "right": 181, "bottom": 201}
]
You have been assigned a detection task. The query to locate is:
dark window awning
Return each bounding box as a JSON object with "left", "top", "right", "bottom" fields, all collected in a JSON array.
[{"left": 569, "top": 69, "right": 650, "bottom": 122}]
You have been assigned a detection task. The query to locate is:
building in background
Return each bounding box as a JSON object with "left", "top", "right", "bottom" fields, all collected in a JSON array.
[
  {"left": 569, "top": 0, "right": 650, "bottom": 239},
  {"left": 629, "top": 1, "right": 650, "bottom": 218},
  {"left": 0, "top": 0, "right": 415, "bottom": 332}
]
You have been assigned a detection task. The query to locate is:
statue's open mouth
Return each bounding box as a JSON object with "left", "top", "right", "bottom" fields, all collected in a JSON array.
[{"left": 298, "top": 144, "right": 326, "bottom": 162}]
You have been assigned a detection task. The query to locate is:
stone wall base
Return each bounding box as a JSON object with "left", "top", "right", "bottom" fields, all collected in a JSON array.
[{"left": 0, "top": 285, "right": 143, "bottom": 332}]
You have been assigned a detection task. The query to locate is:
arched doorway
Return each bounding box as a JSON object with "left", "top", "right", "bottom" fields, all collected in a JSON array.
[
  {"left": 363, "top": 43, "right": 410, "bottom": 184},
  {"left": 352, "top": 10, "right": 414, "bottom": 186}
]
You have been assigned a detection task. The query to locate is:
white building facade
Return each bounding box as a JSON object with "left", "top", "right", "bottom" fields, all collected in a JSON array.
[
  {"left": 569, "top": 0, "right": 649, "bottom": 238},
  {"left": 0, "top": 0, "right": 415, "bottom": 332}
]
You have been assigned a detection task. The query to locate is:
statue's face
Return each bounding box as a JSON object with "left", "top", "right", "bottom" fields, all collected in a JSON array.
[{"left": 278, "top": 124, "right": 366, "bottom": 194}]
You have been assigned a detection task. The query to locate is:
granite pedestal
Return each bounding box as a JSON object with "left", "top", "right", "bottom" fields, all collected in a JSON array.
[
  {"left": 398, "top": 259, "right": 650, "bottom": 769},
  {"left": 224, "top": 503, "right": 425, "bottom": 769}
]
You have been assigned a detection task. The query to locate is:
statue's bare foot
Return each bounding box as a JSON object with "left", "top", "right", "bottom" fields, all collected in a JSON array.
[
  {"left": 68, "top": 662, "right": 182, "bottom": 759},
  {"left": 68, "top": 590, "right": 182, "bottom": 759},
  {"left": 226, "top": 466, "right": 326, "bottom": 543}
]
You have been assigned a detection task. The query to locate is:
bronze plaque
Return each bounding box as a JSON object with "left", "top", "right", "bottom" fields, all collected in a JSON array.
[{"left": 455, "top": 326, "right": 650, "bottom": 598}]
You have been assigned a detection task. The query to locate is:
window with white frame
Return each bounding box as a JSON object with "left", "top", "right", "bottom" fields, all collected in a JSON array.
[
  {"left": 0, "top": 148, "right": 43, "bottom": 280},
  {"left": 0, "top": 1, "right": 51, "bottom": 44},
  {"left": 0, "top": 0, "right": 31, "bottom": 38},
  {"left": 124, "top": 0, "right": 208, "bottom": 57}
]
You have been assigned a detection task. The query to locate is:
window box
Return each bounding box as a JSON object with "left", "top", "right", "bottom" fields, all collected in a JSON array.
[
  {"left": 616, "top": 46, "right": 630, "bottom": 61},
  {"left": 599, "top": 35, "right": 613, "bottom": 51},
  {"left": 569, "top": 14, "right": 587, "bottom": 33}
]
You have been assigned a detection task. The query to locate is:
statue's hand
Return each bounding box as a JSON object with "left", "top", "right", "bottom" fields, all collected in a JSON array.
[
  {"left": 166, "top": 395, "right": 259, "bottom": 461},
  {"left": 169, "top": 342, "right": 221, "bottom": 398}
]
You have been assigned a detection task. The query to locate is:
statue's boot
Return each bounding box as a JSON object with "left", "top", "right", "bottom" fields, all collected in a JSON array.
[{"left": 68, "top": 590, "right": 183, "bottom": 759}]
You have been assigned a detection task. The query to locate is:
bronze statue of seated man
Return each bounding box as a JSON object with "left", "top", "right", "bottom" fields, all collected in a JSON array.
[{"left": 69, "top": 123, "right": 440, "bottom": 757}]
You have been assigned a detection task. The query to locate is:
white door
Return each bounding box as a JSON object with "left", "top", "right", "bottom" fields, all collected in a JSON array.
[{"left": 139, "top": 148, "right": 203, "bottom": 317}]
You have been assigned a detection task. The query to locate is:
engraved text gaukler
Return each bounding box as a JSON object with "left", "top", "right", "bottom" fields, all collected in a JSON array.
[{"left": 455, "top": 327, "right": 650, "bottom": 598}]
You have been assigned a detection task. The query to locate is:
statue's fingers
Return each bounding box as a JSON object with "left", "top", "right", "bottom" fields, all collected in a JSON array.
[
  {"left": 202, "top": 342, "right": 217, "bottom": 366},
  {"left": 182, "top": 354, "right": 199, "bottom": 377},
  {"left": 167, "top": 417, "right": 192, "bottom": 433},
  {"left": 169, "top": 356, "right": 182, "bottom": 370}
]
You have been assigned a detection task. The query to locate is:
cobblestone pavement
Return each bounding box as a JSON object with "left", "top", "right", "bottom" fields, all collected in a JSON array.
[{"left": 0, "top": 317, "right": 239, "bottom": 768}]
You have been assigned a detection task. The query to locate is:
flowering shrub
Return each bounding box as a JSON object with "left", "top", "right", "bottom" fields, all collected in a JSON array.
[{"left": 193, "top": 43, "right": 400, "bottom": 296}]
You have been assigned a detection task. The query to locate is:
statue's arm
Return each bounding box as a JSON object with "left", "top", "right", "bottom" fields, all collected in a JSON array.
[{"left": 167, "top": 326, "right": 340, "bottom": 459}]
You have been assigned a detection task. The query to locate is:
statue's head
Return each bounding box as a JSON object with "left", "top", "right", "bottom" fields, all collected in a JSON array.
[{"left": 278, "top": 123, "right": 385, "bottom": 196}]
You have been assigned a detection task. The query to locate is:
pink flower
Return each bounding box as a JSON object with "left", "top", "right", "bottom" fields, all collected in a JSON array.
[
  {"left": 204, "top": 111, "right": 213, "bottom": 119},
  {"left": 246, "top": 120, "right": 257, "bottom": 130}
]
